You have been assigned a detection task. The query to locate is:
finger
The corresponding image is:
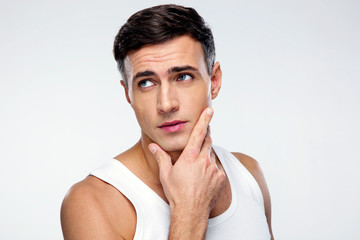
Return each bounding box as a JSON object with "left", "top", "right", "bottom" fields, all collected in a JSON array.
[
  {"left": 210, "top": 148, "right": 216, "bottom": 165},
  {"left": 148, "top": 143, "right": 172, "bottom": 176},
  {"left": 184, "top": 107, "right": 213, "bottom": 155},
  {"left": 198, "top": 132, "right": 212, "bottom": 162},
  {"left": 208, "top": 147, "right": 225, "bottom": 176}
]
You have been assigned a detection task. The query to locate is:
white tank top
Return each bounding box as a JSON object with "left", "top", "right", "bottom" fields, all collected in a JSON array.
[{"left": 91, "top": 145, "right": 271, "bottom": 239}]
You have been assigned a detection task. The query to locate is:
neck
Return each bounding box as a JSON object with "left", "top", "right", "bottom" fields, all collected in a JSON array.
[
  {"left": 167, "top": 151, "right": 182, "bottom": 164},
  {"left": 139, "top": 136, "right": 184, "bottom": 176}
]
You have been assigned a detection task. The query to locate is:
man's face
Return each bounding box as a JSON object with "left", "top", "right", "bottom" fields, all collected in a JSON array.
[{"left": 123, "top": 35, "right": 221, "bottom": 152}]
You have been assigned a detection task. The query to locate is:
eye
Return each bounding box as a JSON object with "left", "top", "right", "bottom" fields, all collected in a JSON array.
[
  {"left": 177, "top": 73, "right": 193, "bottom": 81},
  {"left": 138, "top": 79, "right": 154, "bottom": 88}
]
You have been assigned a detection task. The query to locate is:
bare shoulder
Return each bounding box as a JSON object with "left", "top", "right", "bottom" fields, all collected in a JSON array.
[
  {"left": 231, "top": 152, "right": 269, "bottom": 203},
  {"left": 231, "top": 152, "right": 274, "bottom": 239},
  {"left": 60, "top": 176, "right": 136, "bottom": 240},
  {"left": 231, "top": 152, "right": 266, "bottom": 185}
]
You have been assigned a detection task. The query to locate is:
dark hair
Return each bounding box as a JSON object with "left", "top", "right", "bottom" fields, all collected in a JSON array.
[{"left": 113, "top": 4, "right": 215, "bottom": 87}]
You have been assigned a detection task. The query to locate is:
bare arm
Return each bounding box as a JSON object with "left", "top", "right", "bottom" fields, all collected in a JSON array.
[
  {"left": 233, "top": 153, "right": 274, "bottom": 240},
  {"left": 60, "top": 178, "right": 135, "bottom": 240},
  {"left": 149, "top": 107, "right": 225, "bottom": 239}
]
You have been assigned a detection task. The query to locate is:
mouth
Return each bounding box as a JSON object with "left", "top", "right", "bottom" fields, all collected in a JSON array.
[{"left": 159, "top": 120, "right": 187, "bottom": 133}]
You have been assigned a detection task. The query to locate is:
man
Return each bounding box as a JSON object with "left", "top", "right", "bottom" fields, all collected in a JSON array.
[{"left": 61, "top": 4, "right": 274, "bottom": 239}]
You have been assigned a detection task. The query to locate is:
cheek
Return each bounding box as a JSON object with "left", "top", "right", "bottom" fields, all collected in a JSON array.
[
  {"left": 132, "top": 102, "right": 156, "bottom": 128},
  {"left": 185, "top": 84, "right": 211, "bottom": 108}
]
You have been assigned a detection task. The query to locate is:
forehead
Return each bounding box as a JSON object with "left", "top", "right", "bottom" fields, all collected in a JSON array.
[{"left": 124, "top": 35, "right": 207, "bottom": 79}]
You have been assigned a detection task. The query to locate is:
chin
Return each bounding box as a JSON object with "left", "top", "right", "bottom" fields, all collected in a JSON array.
[
  {"left": 160, "top": 142, "right": 186, "bottom": 153},
  {"left": 158, "top": 136, "right": 188, "bottom": 153}
]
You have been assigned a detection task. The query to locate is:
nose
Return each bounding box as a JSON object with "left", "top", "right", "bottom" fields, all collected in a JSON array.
[{"left": 157, "top": 84, "right": 179, "bottom": 113}]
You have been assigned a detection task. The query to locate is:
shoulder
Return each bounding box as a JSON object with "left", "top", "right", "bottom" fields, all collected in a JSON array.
[
  {"left": 231, "top": 152, "right": 269, "bottom": 201},
  {"left": 231, "top": 152, "right": 266, "bottom": 186},
  {"left": 231, "top": 152, "right": 274, "bottom": 239},
  {"left": 60, "top": 176, "right": 136, "bottom": 240}
]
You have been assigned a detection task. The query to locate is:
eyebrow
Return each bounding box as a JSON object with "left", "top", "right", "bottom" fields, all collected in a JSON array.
[
  {"left": 133, "top": 65, "right": 199, "bottom": 81},
  {"left": 134, "top": 70, "right": 156, "bottom": 81},
  {"left": 168, "top": 65, "right": 198, "bottom": 74}
]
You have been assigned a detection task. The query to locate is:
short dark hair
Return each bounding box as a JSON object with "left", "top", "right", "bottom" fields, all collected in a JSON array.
[{"left": 113, "top": 4, "right": 216, "bottom": 87}]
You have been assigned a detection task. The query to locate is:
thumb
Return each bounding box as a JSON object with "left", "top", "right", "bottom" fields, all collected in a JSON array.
[{"left": 148, "top": 143, "right": 172, "bottom": 176}]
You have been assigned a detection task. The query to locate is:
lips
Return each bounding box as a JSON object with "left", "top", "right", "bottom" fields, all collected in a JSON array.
[{"left": 159, "top": 120, "right": 187, "bottom": 133}]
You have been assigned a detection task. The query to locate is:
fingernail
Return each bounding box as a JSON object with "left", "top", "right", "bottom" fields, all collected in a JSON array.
[
  {"left": 149, "top": 145, "right": 156, "bottom": 154},
  {"left": 206, "top": 108, "right": 213, "bottom": 115}
]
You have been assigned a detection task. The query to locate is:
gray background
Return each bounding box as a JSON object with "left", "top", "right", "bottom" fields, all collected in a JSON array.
[{"left": 1, "top": 0, "right": 359, "bottom": 239}]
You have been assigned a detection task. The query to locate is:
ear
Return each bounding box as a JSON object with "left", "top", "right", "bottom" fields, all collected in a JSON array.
[
  {"left": 210, "top": 62, "right": 222, "bottom": 100},
  {"left": 121, "top": 80, "right": 131, "bottom": 104}
]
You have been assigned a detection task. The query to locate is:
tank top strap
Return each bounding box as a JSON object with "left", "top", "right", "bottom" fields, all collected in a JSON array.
[
  {"left": 213, "top": 145, "right": 265, "bottom": 207},
  {"left": 90, "top": 159, "right": 170, "bottom": 239}
]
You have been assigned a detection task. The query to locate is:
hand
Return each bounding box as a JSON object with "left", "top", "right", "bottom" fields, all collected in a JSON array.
[{"left": 148, "top": 107, "right": 225, "bottom": 217}]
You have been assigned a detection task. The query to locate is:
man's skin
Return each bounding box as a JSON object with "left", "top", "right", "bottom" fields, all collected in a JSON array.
[{"left": 61, "top": 36, "right": 274, "bottom": 239}]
